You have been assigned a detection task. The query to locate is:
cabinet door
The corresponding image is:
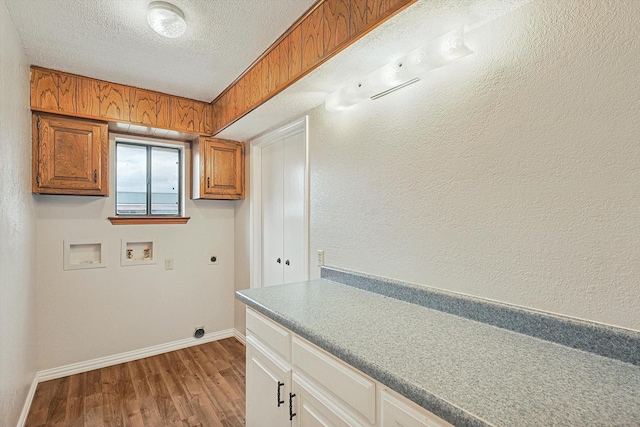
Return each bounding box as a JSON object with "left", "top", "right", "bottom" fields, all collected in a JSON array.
[
  {"left": 33, "top": 114, "right": 108, "bottom": 195},
  {"left": 292, "top": 373, "right": 366, "bottom": 427},
  {"left": 282, "top": 132, "right": 307, "bottom": 284},
  {"left": 247, "top": 336, "right": 292, "bottom": 427},
  {"left": 261, "top": 130, "right": 307, "bottom": 288},
  {"left": 262, "top": 139, "right": 285, "bottom": 287},
  {"left": 202, "top": 138, "right": 244, "bottom": 199}
]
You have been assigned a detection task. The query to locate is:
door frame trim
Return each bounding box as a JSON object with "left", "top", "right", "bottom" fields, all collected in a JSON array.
[{"left": 249, "top": 116, "right": 309, "bottom": 288}]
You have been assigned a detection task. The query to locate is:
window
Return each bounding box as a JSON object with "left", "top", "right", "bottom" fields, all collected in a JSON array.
[{"left": 115, "top": 141, "right": 182, "bottom": 216}]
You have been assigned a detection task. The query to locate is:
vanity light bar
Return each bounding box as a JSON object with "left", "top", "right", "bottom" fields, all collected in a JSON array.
[
  {"left": 370, "top": 77, "right": 421, "bottom": 100},
  {"left": 325, "top": 27, "right": 473, "bottom": 112}
]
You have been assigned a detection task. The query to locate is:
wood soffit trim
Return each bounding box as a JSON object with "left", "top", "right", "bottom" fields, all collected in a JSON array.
[
  {"left": 212, "top": 0, "right": 324, "bottom": 103},
  {"left": 30, "top": 66, "right": 210, "bottom": 104}
]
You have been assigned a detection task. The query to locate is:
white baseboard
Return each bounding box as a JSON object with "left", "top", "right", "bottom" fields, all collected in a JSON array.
[
  {"left": 38, "top": 329, "right": 234, "bottom": 382},
  {"left": 17, "top": 373, "right": 38, "bottom": 427},
  {"left": 233, "top": 328, "right": 246, "bottom": 345}
]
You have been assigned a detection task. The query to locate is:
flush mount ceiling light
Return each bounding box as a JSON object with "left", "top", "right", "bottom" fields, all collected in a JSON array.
[
  {"left": 325, "top": 27, "right": 473, "bottom": 112},
  {"left": 147, "top": 1, "right": 186, "bottom": 38}
]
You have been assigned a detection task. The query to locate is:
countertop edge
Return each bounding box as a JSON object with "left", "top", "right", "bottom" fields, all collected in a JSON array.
[
  {"left": 321, "top": 266, "right": 640, "bottom": 366},
  {"left": 236, "top": 290, "right": 495, "bottom": 427}
]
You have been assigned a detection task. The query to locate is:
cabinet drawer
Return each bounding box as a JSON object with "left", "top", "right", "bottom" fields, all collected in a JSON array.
[
  {"left": 381, "top": 389, "right": 453, "bottom": 427},
  {"left": 293, "top": 372, "right": 367, "bottom": 427},
  {"left": 246, "top": 308, "right": 291, "bottom": 361},
  {"left": 292, "top": 337, "right": 376, "bottom": 424}
]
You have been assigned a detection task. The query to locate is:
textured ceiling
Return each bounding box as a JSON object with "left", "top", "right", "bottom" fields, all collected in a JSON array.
[
  {"left": 218, "top": 0, "right": 533, "bottom": 140},
  {"left": 3, "top": 0, "right": 316, "bottom": 101}
]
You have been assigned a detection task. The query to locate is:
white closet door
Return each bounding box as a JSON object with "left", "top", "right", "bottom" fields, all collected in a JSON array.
[
  {"left": 283, "top": 131, "right": 306, "bottom": 284},
  {"left": 262, "top": 140, "right": 284, "bottom": 287}
]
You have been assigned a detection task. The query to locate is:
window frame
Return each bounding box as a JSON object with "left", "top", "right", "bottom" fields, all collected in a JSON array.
[{"left": 114, "top": 138, "right": 185, "bottom": 218}]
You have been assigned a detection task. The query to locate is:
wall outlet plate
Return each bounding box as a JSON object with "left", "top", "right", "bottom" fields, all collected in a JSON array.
[{"left": 317, "top": 250, "right": 325, "bottom": 267}]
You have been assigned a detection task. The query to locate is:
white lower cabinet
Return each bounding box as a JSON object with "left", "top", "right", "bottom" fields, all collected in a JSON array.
[
  {"left": 246, "top": 334, "right": 292, "bottom": 427},
  {"left": 246, "top": 308, "right": 453, "bottom": 427}
]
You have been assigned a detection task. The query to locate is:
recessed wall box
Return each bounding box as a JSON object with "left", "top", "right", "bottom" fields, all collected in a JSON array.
[
  {"left": 63, "top": 240, "right": 107, "bottom": 270},
  {"left": 121, "top": 239, "right": 157, "bottom": 266}
]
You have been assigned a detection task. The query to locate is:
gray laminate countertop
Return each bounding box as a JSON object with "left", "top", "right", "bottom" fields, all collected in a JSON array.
[{"left": 236, "top": 279, "right": 640, "bottom": 427}]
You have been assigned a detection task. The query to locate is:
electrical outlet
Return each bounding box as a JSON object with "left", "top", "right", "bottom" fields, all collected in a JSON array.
[
  {"left": 165, "top": 258, "right": 174, "bottom": 270},
  {"left": 208, "top": 255, "right": 219, "bottom": 265},
  {"left": 317, "top": 250, "right": 325, "bottom": 267}
]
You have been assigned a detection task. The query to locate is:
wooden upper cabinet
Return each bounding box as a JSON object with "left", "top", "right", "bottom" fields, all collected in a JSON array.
[
  {"left": 32, "top": 113, "right": 108, "bottom": 196},
  {"left": 324, "top": 0, "right": 350, "bottom": 54},
  {"left": 301, "top": 6, "right": 325, "bottom": 71},
  {"left": 99, "top": 82, "right": 129, "bottom": 122},
  {"left": 129, "top": 88, "right": 157, "bottom": 126},
  {"left": 193, "top": 138, "right": 245, "bottom": 200},
  {"left": 170, "top": 98, "right": 194, "bottom": 131}
]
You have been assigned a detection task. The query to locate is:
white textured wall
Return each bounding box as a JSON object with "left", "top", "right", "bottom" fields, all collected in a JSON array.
[
  {"left": 308, "top": 0, "right": 640, "bottom": 331},
  {"left": 234, "top": 148, "right": 251, "bottom": 336},
  {"left": 37, "top": 136, "right": 236, "bottom": 370},
  {"left": 0, "top": 3, "right": 38, "bottom": 425}
]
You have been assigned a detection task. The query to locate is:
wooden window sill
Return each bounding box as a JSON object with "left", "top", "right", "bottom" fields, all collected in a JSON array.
[{"left": 108, "top": 216, "right": 191, "bottom": 225}]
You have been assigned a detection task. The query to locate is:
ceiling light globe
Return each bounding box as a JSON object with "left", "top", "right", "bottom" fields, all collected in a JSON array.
[{"left": 147, "top": 1, "right": 186, "bottom": 39}]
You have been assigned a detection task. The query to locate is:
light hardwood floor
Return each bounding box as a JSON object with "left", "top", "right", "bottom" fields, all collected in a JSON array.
[{"left": 25, "top": 338, "right": 246, "bottom": 427}]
